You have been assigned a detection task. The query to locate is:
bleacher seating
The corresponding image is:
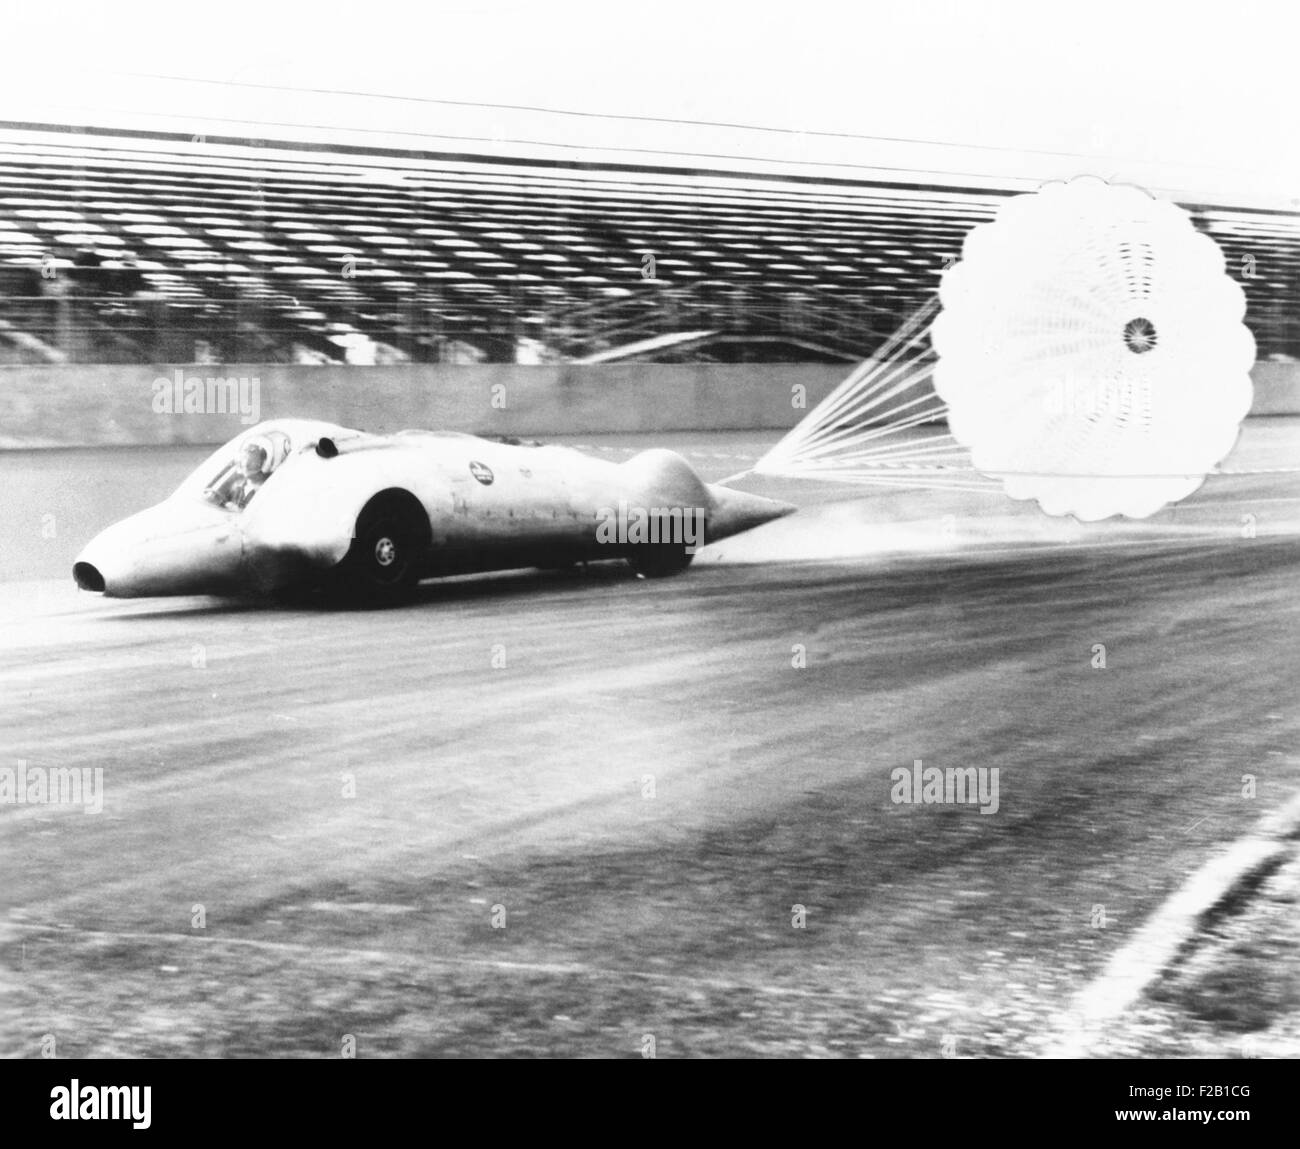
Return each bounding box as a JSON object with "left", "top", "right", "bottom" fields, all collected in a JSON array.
[{"left": 0, "top": 126, "right": 1297, "bottom": 363}]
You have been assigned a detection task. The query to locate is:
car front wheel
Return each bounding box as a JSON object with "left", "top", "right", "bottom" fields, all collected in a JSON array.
[{"left": 334, "top": 496, "right": 428, "bottom": 602}]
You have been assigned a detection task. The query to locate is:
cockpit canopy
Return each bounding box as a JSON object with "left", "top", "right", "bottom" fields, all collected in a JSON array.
[{"left": 174, "top": 419, "right": 350, "bottom": 511}]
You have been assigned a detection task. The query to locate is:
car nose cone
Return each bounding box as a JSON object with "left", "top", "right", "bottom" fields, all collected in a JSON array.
[{"left": 72, "top": 501, "right": 247, "bottom": 597}]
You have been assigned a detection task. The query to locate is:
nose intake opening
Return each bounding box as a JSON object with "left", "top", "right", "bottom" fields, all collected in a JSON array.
[{"left": 73, "top": 562, "right": 105, "bottom": 592}]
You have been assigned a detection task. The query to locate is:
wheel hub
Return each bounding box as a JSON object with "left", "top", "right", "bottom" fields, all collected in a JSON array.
[{"left": 374, "top": 537, "right": 397, "bottom": 567}]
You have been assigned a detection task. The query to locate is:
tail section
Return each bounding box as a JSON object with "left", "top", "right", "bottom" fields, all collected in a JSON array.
[{"left": 619, "top": 448, "right": 795, "bottom": 546}]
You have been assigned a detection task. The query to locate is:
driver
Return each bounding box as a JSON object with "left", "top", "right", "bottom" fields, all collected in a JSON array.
[{"left": 227, "top": 441, "right": 269, "bottom": 509}]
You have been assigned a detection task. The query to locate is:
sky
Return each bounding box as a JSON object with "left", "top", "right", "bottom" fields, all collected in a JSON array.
[{"left": 0, "top": 0, "right": 1296, "bottom": 207}]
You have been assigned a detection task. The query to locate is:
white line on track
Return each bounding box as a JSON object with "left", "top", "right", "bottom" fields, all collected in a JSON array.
[{"left": 1043, "top": 786, "right": 1300, "bottom": 1058}]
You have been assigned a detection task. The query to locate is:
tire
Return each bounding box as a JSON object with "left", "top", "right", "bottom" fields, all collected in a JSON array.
[
  {"left": 334, "top": 495, "right": 428, "bottom": 603},
  {"left": 625, "top": 542, "right": 694, "bottom": 579}
]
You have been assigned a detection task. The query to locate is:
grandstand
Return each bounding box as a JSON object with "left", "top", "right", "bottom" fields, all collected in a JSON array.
[{"left": 1, "top": 122, "right": 1298, "bottom": 366}]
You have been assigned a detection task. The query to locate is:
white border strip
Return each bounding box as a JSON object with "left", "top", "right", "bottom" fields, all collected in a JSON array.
[{"left": 1045, "top": 787, "right": 1300, "bottom": 1057}]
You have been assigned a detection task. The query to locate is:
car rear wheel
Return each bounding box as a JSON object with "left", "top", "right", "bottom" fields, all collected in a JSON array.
[{"left": 625, "top": 543, "right": 695, "bottom": 579}]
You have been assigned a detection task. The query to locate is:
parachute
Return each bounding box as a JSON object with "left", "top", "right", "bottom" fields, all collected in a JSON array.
[
  {"left": 932, "top": 176, "right": 1254, "bottom": 519},
  {"left": 750, "top": 177, "right": 1256, "bottom": 521}
]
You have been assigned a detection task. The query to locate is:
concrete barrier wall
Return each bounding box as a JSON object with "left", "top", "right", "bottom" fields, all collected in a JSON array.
[
  {"left": 1249, "top": 361, "right": 1300, "bottom": 415},
  {"left": 1, "top": 359, "right": 1296, "bottom": 448}
]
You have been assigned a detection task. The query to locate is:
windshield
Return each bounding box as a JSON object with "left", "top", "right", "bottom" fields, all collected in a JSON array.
[{"left": 180, "top": 427, "right": 294, "bottom": 511}]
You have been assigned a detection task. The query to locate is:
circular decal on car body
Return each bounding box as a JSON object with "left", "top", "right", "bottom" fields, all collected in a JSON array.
[{"left": 469, "top": 461, "right": 494, "bottom": 485}]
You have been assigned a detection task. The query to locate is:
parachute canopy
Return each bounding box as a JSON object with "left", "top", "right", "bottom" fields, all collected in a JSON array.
[{"left": 931, "top": 177, "right": 1255, "bottom": 520}]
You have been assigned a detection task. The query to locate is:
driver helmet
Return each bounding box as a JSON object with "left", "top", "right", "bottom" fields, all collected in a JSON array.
[{"left": 240, "top": 438, "right": 272, "bottom": 475}]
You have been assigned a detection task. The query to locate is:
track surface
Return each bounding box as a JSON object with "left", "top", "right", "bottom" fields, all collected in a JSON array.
[{"left": 2, "top": 427, "right": 1298, "bottom": 1057}]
